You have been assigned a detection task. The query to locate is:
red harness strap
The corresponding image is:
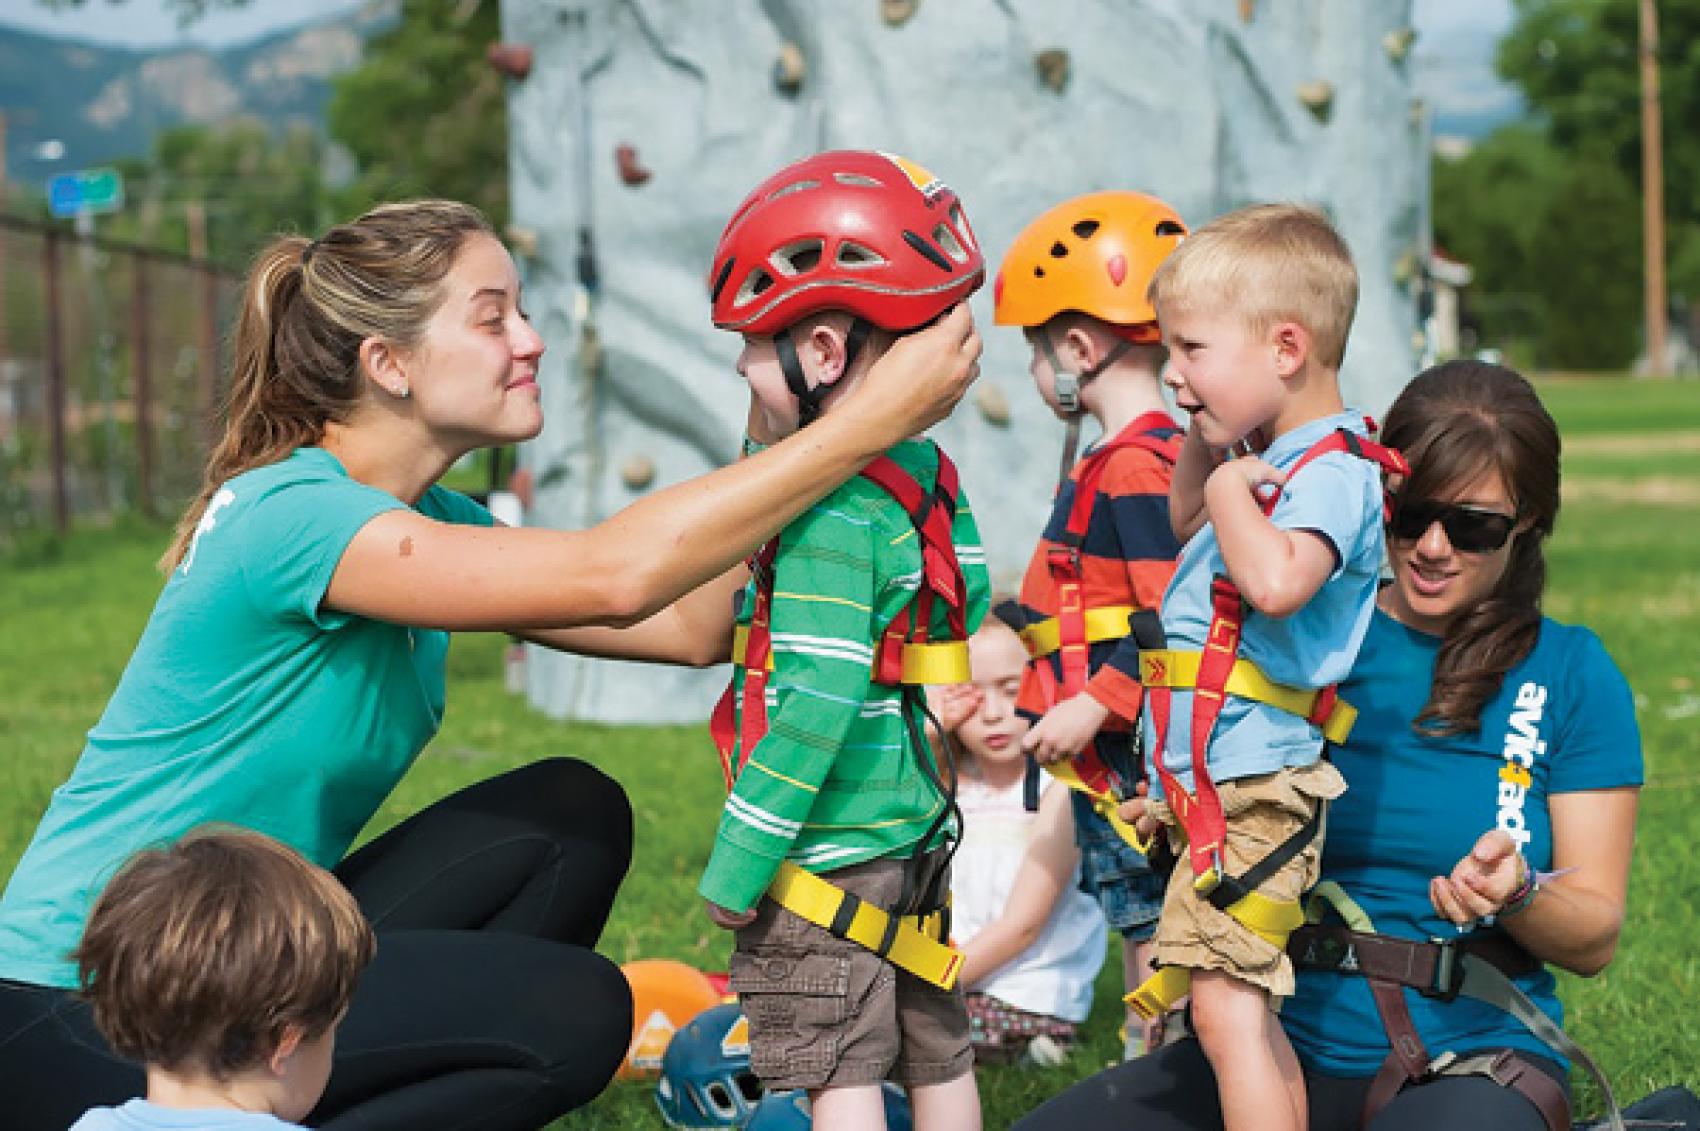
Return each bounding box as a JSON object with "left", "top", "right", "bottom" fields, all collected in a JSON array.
[
  {"left": 1147, "top": 425, "right": 1409, "bottom": 888},
  {"left": 1037, "top": 415, "right": 1181, "bottom": 798},
  {"left": 709, "top": 449, "right": 970, "bottom": 791}
]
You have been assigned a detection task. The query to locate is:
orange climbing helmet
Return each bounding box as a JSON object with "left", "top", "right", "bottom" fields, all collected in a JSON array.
[{"left": 993, "top": 190, "right": 1188, "bottom": 340}]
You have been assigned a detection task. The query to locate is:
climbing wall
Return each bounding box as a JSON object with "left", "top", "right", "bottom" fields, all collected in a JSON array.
[{"left": 499, "top": 0, "right": 1429, "bottom": 723}]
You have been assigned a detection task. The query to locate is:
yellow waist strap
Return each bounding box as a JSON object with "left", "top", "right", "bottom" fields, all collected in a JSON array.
[
  {"left": 1018, "top": 605, "right": 1138, "bottom": 659},
  {"left": 1138, "top": 649, "right": 1358, "bottom": 744},
  {"left": 732, "top": 626, "right": 969, "bottom": 685},
  {"left": 1124, "top": 888, "right": 1306, "bottom": 1019},
  {"left": 768, "top": 861, "right": 963, "bottom": 990},
  {"left": 1046, "top": 760, "right": 1153, "bottom": 856}
]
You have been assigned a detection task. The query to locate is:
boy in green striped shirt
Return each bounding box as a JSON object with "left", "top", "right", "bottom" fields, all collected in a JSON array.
[{"left": 699, "top": 151, "right": 990, "bottom": 1130}]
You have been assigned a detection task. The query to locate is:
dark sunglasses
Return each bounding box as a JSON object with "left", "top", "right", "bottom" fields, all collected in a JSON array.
[{"left": 1389, "top": 500, "right": 1519, "bottom": 553}]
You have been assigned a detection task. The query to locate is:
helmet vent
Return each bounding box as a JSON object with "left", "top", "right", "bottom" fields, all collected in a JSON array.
[
  {"left": 736, "top": 268, "right": 776, "bottom": 304},
  {"left": 766, "top": 178, "right": 819, "bottom": 203},
  {"left": 836, "top": 241, "right": 886, "bottom": 268},
  {"left": 933, "top": 224, "right": 969, "bottom": 264},
  {"left": 771, "top": 239, "right": 824, "bottom": 276},
  {"left": 834, "top": 172, "right": 883, "bottom": 188},
  {"left": 1156, "top": 219, "right": 1186, "bottom": 237},
  {"left": 710, "top": 258, "right": 735, "bottom": 303},
  {"left": 1033, "top": 266, "right": 1046, "bottom": 278},
  {"left": 1072, "top": 219, "right": 1101, "bottom": 240},
  {"left": 951, "top": 203, "right": 978, "bottom": 250},
  {"left": 902, "top": 229, "right": 954, "bottom": 273},
  {"left": 1049, "top": 240, "right": 1070, "bottom": 258}
]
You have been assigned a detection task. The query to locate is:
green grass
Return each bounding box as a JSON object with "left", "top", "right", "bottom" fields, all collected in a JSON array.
[{"left": 4, "top": 378, "right": 1698, "bottom": 1127}]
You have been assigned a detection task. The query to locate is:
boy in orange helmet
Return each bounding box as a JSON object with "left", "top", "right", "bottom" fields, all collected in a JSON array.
[{"left": 991, "top": 191, "right": 1188, "bottom": 1057}]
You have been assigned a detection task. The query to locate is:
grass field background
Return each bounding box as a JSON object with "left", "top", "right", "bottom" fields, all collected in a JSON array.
[{"left": 2, "top": 377, "right": 1695, "bottom": 1127}]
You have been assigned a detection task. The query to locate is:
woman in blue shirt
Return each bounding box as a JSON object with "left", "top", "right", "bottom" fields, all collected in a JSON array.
[
  {"left": 1016, "top": 360, "right": 1642, "bottom": 1131},
  {"left": 0, "top": 200, "right": 983, "bottom": 1131}
]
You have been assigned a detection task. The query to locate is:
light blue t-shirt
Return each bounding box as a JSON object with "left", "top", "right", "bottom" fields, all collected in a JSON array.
[
  {"left": 71, "top": 1099, "right": 303, "bottom": 1131},
  {"left": 1146, "top": 412, "right": 1386, "bottom": 791},
  {"left": 0, "top": 448, "right": 491, "bottom": 988},
  {"left": 1283, "top": 609, "right": 1643, "bottom": 1075}
]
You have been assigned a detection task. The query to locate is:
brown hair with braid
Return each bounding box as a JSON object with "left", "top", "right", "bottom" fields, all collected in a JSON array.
[
  {"left": 160, "top": 200, "right": 494, "bottom": 572},
  {"left": 1380, "top": 360, "right": 1561, "bottom": 736}
]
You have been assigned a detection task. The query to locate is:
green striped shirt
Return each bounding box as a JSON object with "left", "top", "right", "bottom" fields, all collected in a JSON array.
[{"left": 699, "top": 438, "right": 990, "bottom": 912}]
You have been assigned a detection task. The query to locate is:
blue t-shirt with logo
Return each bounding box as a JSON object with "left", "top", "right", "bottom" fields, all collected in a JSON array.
[
  {"left": 0, "top": 448, "right": 490, "bottom": 989},
  {"left": 1282, "top": 608, "right": 1643, "bottom": 1075},
  {"left": 1147, "top": 412, "right": 1386, "bottom": 792}
]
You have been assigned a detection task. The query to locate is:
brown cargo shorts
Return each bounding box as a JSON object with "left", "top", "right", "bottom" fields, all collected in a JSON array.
[
  {"left": 1148, "top": 760, "right": 1345, "bottom": 1000},
  {"left": 728, "top": 849, "right": 973, "bottom": 1092}
]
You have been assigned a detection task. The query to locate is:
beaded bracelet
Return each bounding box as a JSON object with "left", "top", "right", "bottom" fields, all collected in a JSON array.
[{"left": 1500, "top": 858, "right": 1541, "bottom": 918}]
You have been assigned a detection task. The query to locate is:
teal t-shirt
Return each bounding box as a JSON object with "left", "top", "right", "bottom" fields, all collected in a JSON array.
[
  {"left": 0, "top": 447, "right": 491, "bottom": 988},
  {"left": 1282, "top": 608, "right": 1643, "bottom": 1075}
]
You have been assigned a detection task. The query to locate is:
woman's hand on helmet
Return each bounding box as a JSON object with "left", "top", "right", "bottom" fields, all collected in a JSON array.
[{"left": 848, "top": 304, "right": 981, "bottom": 441}]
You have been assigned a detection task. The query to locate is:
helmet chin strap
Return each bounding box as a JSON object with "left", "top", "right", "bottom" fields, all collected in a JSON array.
[
  {"left": 777, "top": 318, "right": 872, "bottom": 428},
  {"left": 1039, "top": 328, "right": 1134, "bottom": 487}
]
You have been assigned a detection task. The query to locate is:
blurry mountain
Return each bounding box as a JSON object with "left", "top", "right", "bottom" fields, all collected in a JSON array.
[{"left": 0, "top": 1, "right": 397, "bottom": 182}]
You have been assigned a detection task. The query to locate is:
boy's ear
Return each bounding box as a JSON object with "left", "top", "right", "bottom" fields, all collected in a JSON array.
[
  {"left": 803, "top": 323, "right": 850, "bottom": 387},
  {"left": 1270, "top": 320, "right": 1310, "bottom": 379},
  {"left": 267, "top": 1025, "right": 306, "bottom": 1078},
  {"left": 1059, "top": 324, "right": 1100, "bottom": 373}
]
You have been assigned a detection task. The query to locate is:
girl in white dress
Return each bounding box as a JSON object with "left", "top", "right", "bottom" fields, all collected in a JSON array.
[{"left": 935, "top": 617, "right": 1107, "bottom": 1064}]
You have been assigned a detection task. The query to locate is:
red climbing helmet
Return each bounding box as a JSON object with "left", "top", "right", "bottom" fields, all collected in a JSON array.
[{"left": 709, "top": 150, "right": 985, "bottom": 336}]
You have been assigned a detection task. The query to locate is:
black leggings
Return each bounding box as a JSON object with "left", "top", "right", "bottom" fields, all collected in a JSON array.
[
  {"left": 1012, "top": 1035, "right": 1567, "bottom": 1131},
  {"left": 0, "top": 757, "right": 634, "bottom": 1131}
]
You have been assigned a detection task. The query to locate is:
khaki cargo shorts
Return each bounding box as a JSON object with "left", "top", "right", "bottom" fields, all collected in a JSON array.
[
  {"left": 1148, "top": 760, "right": 1345, "bottom": 1000},
  {"left": 729, "top": 849, "right": 973, "bottom": 1092}
]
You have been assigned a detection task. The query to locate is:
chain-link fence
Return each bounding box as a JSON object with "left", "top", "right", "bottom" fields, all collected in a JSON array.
[{"left": 0, "top": 214, "right": 239, "bottom": 542}]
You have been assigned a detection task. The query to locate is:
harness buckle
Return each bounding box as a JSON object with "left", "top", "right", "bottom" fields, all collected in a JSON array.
[
  {"left": 1192, "top": 848, "right": 1225, "bottom": 896},
  {"left": 1425, "top": 936, "right": 1465, "bottom": 1002},
  {"left": 1307, "top": 684, "right": 1340, "bottom": 729},
  {"left": 1047, "top": 545, "right": 1081, "bottom": 573}
]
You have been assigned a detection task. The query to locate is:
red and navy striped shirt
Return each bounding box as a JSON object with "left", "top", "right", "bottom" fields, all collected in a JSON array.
[{"left": 1015, "top": 410, "right": 1183, "bottom": 733}]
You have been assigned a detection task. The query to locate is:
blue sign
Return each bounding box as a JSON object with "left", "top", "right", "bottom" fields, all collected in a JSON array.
[{"left": 48, "top": 168, "right": 125, "bottom": 219}]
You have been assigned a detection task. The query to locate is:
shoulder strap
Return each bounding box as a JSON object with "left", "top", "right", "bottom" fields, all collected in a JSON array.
[
  {"left": 1263, "top": 419, "right": 1409, "bottom": 521},
  {"left": 1064, "top": 413, "right": 1182, "bottom": 541}
]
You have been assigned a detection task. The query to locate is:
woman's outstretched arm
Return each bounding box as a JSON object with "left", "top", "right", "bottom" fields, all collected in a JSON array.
[{"left": 325, "top": 306, "right": 981, "bottom": 632}]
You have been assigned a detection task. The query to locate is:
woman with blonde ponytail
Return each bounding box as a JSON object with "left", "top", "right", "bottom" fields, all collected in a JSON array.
[
  {"left": 0, "top": 199, "right": 983, "bottom": 1130},
  {"left": 1020, "top": 361, "right": 1643, "bottom": 1131}
]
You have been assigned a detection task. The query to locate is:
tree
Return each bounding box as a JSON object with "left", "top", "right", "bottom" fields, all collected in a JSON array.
[
  {"left": 326, "top": 0, "right": 507, "bottom": 227},
  {"left": 1498, "top": 0, "right": 1700, "bottom": 321},
  {"left": 1527, "top": 151, "right": 1643, "bottom": 369},
  {"left": 103, "top": 120, "right": 330, "bottom": 265}
]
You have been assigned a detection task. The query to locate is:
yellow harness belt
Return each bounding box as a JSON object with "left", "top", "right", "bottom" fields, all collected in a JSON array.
[
  {"left": 1138, "top": 649, "right": 1358, "bottom": 745},
  {"left": 1125, "top": 886, "right": 1307, "bottom": 1019},
  {"left": 768, "top": 861, "right": 963, "bottom": 990},
  {"left": 1016, "top": 604, "right": 1137, "bottom": 659},
  {"left": 731, "top": 625, "right": 970, "bottom": 685}
]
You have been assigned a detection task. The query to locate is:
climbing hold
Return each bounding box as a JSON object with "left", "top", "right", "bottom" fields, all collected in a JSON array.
[
  {"left": 1035, "top": 49, "right": 1070, "bottom": 95},
  {"left": 774, "top": 42, "right": 806, "bottom": 95},
  {"left": 1392, "top": 250, "right": 1419, "bottom": 286},
  {"left": 1238, "top": 0, "right": 1255, "bottom": 23},
  {"left": 1382, "top": 27, "right": 1417, "bottom": 64},
  {"left": 621, "top": 453, "right": 657, "bottom": 490},
  {"left": 616, "top": 144, "right": 652, "bottom": 187},
  {"left": 1409, "top": 98, "right": 1428, "bottom": 127},
  {"left": 486, "top": 42, "right": 534, "bottom": 80},
  {"left": 975, "top": 385, "right": 1010, "bottom": 428},
  {"left": 1296, "top": 80, "right": 1335, "bottom": 123},
  {"left": 505, "top": 224, "right": 540, "bottom": 258},
  {"left": 881, "top": 0, "right": 919, "bottom": 27}
]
